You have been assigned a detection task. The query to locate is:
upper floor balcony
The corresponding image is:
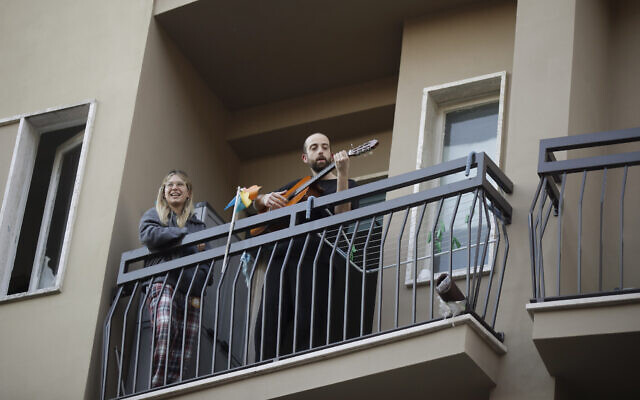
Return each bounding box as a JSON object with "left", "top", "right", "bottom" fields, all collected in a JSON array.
[
  {"left": 527, "top": 127, "right": 640, "bottom": 397},
  {"left": 102, "top": 152, "right": 512, "bottom": 399}
]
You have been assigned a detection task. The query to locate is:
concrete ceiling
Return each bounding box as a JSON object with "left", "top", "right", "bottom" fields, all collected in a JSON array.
[{"left": 155, "top": 0, "right": 482, "bottom": 110}]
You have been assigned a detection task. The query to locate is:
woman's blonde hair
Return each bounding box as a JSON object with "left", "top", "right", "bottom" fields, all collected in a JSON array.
[{"left": 155, "top": 170, "right": 194, "bottom": 227}]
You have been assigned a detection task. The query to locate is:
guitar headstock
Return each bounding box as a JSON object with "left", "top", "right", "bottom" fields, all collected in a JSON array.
[{"left": 347, "top": 139, "right": 379, "bottom": 157}]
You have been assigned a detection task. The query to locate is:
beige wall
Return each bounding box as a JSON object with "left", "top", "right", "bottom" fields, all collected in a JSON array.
[
  {"left": 389, "top": 1, "right": 516, "bottom": 179},
  {"left": 493, "top": 0, "right": 578, "bottom": 399},
  {"left": 0, "top": 1, "right": 153, "bottom": 399},
  {"left": 0, "top": 122, "right": 19, "bottom": 207},
  {"left": 97, "top": 17, "right": 240, "bottom": 398}
]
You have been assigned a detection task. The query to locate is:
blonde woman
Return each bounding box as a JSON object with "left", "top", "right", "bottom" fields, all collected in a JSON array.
[{"left": 139, "top": 170, "right": 208, "bottom": 388}]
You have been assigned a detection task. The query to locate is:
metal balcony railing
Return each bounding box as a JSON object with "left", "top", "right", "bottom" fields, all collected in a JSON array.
[
  {"left": 101, "top": 153, "right": 512, "bottom": 399},
  {"left": 529, "top": 127, "right": 640, "bottom": 302}
]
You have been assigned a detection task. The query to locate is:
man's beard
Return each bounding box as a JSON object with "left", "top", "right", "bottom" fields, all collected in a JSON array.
[{"left": 310, "top": 157, "right": 329, "bottom": 173}]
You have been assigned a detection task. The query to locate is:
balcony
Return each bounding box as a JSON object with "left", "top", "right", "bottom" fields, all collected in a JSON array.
[
  {"left": 102, "top": 153, "right": 512, "bottom": 399},
  {"left": 527, "top": 127, "right": 640, "bottom": 396}
]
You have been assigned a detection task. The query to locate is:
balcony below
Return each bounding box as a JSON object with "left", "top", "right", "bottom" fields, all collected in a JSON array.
[
  {"left": 527, "top": 293, "right": 640, "bottom": 397},
  {"left": 129, "top": 314, "right": 505, "bottom": 400}
]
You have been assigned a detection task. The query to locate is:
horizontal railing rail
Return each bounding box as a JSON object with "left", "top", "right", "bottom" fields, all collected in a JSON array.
[
  {"left": 102, "top": 152, "right": 512, "bottom": 399},
  {"left": 530, "top": 126, "right": 640, "bottom": 302}
]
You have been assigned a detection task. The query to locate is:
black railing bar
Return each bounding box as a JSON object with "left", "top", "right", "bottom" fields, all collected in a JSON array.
[
  {"left": 132, "top": 279, "right": 152, "bottom": 391},
  {"left": 466, "top": 190, "right": 479, "bottom": 304},
  {"left": 396, "top": 209, "right": 410, "bottom": 327},
  {"left": 309, "top": 230, "right": 327, "bottom": 350},
  {"left": 275, "top": 239, "right": 295, "bottom": 359},
  {"left": 120, "top": 156, "right": 508, "bottom": 266},
  {"left": 195, "top": 259, "right": 215, "bottom": 376},
  {"left": 479, "top": 151, "right": 514, "bottom": 194},
  {"left": 377, "top": 213, "right": 393, "bottom": 333},
  {"left": 243, "top": 247, "right": 262, "bottom": 365},
  {"left": 539, "top": 126, "right": 640, "bottom": 154},
  {"left": 619, "top": 166, "right": 627, "bottom": 290},
  {"left": 343, "top": 221, "right": 360, "bottom": 341},
  {"left": 430, "top": 200, "right": 444, "bottom": 320},
  {"left": 292, "top": 234, "right": 311, "bottom": 352},
  {"left": 310, "top": 154, "right": 497, "bottom": 208},
  {"left": 118, "top": 178, "right": 485, "bottom": 285},
  {"left": 480, "top": 171, "right": 514, "bottom": 224},
  {"left": 578, "top": 170, "right": 587, "bottom": 294},
  {"left": 179, "top": 267, "right": 200, "bottom": 381},
  {"left": 470, "top": 193, "right": 485, "bottom": 310},
  {"left": 542, "top": 151, "right": 562, "bottom": 184},
  {"left": 534, "top": 178, "right": 548, "bottom": 299},
  {"left": 163, "top": 270, "right": 185, "bottom": 386},
  {"left": 119, "top": 156, "right": 489, "bottom": 265},
  {"left": 449, "top": 194, "right": 462, "bottom": 278},
  {"left": 149, "top": 274, "right": 169, "bottom": 389},
  {"left": 227, "top": 251, "right": 247, "bottom": 370},
  {"left": 413, "top": 204, "right": 428, "bottom": 324},
  {"left": 114, "top": 346, "right": 126, "bottom": 396},
  {"left": 360, "top": 217, "right": 376, "bottom": 337},
  {"left": 491, "top": 222, "right": 509, "bottom": 327},
  {"left": 117, "top": 281, "right": 139, "bottom": 396},
  {"left": 101, "top": 285, "right": 123, "bottom": 400},
  {"left": 326, "top": 226, "right": 344, "bottom": 345},
  {"left": 211, "top": 254, "right": 231, "bottom": 372},
  {"left": 538, "top": 151, "right": 640, "bottom": 176},
  {"left": 539, "top": 196, "right": 554, "bottom": 299},
  {"left": 528, "top": 179, "right": 544, "bottom": 299},
  {"left": 557, "top": 173, "right": 566, "bottom": 297},
  {"left": 482, "top": 211, "right": 500, "bottom": 319},
  {"left": 472, "top": 194, "right": 492, "bottom": 311},
  {"left": 599, "top": 168, "right": 607, "bottom": 292},
  {"left": 259, "top": 243, "right": 279, "bottom": 362}
]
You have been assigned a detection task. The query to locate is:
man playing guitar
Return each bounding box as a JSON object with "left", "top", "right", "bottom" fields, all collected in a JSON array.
[
  {"left": 253, "top": 132, "right": 360, "bottom": 362},
  {"left": 254, "top": 132, "right": 355, "bottom": 215}
]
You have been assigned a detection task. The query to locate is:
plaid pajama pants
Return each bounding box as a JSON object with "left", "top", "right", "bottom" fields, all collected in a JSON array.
[{"left": 147, "top": 283, "right": 199, "bottom": 388}]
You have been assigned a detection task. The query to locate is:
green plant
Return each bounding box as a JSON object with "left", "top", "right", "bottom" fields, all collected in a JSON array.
[{"left": 427, "top": 221, "right": 461, "bottom": 253}]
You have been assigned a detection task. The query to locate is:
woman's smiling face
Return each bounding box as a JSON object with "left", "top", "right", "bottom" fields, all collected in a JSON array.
[{"left": 164, "top": 174, "right": 190, "bottom": 212}]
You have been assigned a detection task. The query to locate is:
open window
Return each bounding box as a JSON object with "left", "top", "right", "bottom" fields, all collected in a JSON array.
[{"left": 0, "top": 102, "right": 95, "bottom": 300}]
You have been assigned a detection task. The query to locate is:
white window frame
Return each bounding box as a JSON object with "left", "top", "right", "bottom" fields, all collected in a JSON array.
[
  {"left": 405, "top": 72, "right": 507, "bottom": 285},
  {"left": 0, "top": 101, "right": 96, "bottom": 301}
]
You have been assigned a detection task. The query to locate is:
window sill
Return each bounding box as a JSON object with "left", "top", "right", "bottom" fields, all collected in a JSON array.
[
  {"left": 0, "top": 285, "right": 61, "bottom": 304},
  {"left": 405, "top": 265, "right": 492, "bottom": 287}
]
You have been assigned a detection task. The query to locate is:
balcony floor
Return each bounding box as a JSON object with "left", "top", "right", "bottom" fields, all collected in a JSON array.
[
  {"left": 527, "top": 293, "right": 640, "bottom": 397},
  {"left": 127, "top": 314, "right": 506, "bottom": 400}
]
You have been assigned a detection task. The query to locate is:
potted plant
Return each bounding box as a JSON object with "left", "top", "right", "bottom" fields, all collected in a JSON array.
[{"left": 427, "top": 220, "right": 462, "bottom": 272}]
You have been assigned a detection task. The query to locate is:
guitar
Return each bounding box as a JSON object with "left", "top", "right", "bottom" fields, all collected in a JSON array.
[{"left": 250, "top": 139, "right": 379, "bottom": 236}]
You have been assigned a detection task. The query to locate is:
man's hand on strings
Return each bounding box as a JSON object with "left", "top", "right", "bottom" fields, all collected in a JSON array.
[{"left": 334, "top": 150, "right": 350, "bottom": 177}]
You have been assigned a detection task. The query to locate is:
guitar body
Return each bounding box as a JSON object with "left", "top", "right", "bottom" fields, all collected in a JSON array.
[
  {"left": 249, "top": 139, "right": 378, "bottom": 237},
  {"left": 249, "top": 177, "right": 326, "bottom": 236}
]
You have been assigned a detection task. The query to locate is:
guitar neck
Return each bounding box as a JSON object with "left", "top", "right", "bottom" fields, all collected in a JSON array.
[
  {"left": 286, "top": 138, "right": 378, "bottom": 201},
  {"left": 289, "top": 162, "right": 336, "bottom": 200}
]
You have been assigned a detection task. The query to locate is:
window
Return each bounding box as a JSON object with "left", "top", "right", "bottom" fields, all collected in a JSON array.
[
  {"left": 407, "top": 72, "right": 506, "bottom": 284},
  {"left": 0, "top": 103, "right": 95, "bottom": 300}
]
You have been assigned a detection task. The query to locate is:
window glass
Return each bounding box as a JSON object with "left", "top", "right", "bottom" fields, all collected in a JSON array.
[{"left": 436, "top": 102, "right": 498, "bottom": 273}]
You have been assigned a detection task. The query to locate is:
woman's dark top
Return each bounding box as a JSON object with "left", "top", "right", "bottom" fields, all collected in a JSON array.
[{"left": 139, "top": 208, "right": 208, "bottom": 294}]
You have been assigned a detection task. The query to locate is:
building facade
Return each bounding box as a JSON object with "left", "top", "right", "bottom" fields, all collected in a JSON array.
[{"left": 1, "top": 0, "right": 639, "bottom": 399}]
